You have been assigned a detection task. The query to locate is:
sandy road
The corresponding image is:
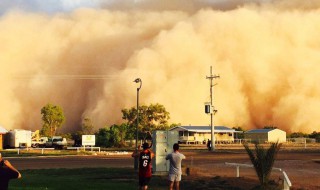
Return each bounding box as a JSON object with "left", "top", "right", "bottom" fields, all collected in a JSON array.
[{"left": 5, "top": 149, "right": 320, "bottom": 189}]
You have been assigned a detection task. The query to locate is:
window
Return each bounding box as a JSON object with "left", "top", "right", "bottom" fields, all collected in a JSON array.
[{"left": 189, "top": 132, "right": 195, "bottom": 136}]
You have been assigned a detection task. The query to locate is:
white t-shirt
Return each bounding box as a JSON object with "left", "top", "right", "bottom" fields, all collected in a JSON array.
[{"left": 165, "top": 151, "right": 186, "bottom": 175}]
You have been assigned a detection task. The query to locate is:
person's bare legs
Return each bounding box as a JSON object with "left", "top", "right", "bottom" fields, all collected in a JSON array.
[
  {"left": 175, "top": 181, "right": 180, "bottom": 190},
  {"left": 169, "top": 181, "right": 174, "bottom": 190}
]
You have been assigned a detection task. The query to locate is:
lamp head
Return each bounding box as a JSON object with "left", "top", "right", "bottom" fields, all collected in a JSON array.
[{"left": 133, "top": 78, "right": 141, "bottom": 83}]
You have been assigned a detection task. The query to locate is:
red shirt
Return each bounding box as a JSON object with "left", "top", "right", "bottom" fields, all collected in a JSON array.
[{"left": 139, "top": 150, "right": 152, "bottom": 177}]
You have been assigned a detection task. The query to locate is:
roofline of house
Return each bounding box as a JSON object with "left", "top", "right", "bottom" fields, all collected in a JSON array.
[{"left": 170, "top": 126, "right": 242, "bottom": 133}]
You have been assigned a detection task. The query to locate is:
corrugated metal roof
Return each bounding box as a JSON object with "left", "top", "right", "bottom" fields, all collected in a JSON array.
[
  {"left": 245, "top": 129, "right": 274, "bottom": 133},
  {"left": 0, "top": 125, "right": 8, "bottom": 134},
  {"left": 170, "top": 126, "right": 236, "bottom": 132}
]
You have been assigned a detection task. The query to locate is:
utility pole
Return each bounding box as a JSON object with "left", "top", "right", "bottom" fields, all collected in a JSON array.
[{"left": 206, "top": 66, "right": 219, "bottom": 151}]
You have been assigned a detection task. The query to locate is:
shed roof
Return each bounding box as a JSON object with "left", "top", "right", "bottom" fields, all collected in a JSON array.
[
  {"left": 170, "top": 126, "right": 238, "bottom": 133},
  {"left": 245, "top": 129, "right": 275, "bottom": 133}
]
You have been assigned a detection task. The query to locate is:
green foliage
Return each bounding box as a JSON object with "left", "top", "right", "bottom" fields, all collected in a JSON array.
[
  {"left": 243, "top": 142, "right": 281, "bottom": 188},
  {"left": 95, "top": 127, "right": 109, "bottom": 147},
  {"left": 95, "top": 126, "right": 121, "bottom": 148},
  {"left": 309, "top": 131, "right": 320, "bottom": 142},
  {"left": 170, "top": 123, "right": 181, "bottom": 128},
  {"left": 121, "top": 103, "right": 171, "bottom": 140},
  {"left": 40, "top": 103, "right": 66, "bottom": 137},
  {"left": 114, "top": 123, "right": 130, "bottom": 146},
  {"left": 288, "top": 132, "right": 308, "bottom": 138}
]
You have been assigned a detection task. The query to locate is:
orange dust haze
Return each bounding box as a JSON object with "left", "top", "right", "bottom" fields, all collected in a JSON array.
[{"left": 1, "top": 0, "right": 320, "bottom": 133}]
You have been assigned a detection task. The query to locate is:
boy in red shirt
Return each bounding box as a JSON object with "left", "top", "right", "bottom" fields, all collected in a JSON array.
[{"left": 132, "top": 142, "right": 155, "bottom": 190}]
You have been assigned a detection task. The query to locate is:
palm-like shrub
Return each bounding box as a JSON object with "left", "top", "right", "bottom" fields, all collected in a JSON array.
[{"left": 243, "top": 142, "right": 282, "bottom": 188}]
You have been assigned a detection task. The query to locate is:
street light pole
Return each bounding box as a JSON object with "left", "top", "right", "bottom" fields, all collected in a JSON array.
[{"left": 133, "top": 78, "right": 142, "bottom": 170}]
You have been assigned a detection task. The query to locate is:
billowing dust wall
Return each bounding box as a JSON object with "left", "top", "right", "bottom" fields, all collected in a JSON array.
[{"left": 1, "top": 0, "right": 320, "bottom": 133}]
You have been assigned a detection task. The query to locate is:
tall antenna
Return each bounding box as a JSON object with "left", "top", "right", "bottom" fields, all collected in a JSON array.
[{"left": 206, "top": 66, "right": 220, "bottom": 151}]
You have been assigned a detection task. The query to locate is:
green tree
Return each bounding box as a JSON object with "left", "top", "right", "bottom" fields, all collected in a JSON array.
[
  {"left": 243, "top": 142, "right": 282, "bottom": 189},
  {"left": 170, "top": 123, "right": 181, "bottom": 128},
  {"left": 109, "top": 125, "right": 121, "bottom": 147},
  {"left": 309, "top": 131, "right": 320, "bottom": 142},
  {"left": 112, "top": 123, "right": 129, "bottom": 146},
  {"left": 95, "top": 125, "right": 121, "bottom": 148},
  {"left": 289, "top": 132, "right": 307, "bottom": 138},
  {"left": 95, "top": 127, "right": 110, "bottom": 147},
  {"left": 41, "top": 103, "right": 65, "bottom": 137},
  {"left": 121, "top": 103, "right": 170, "bottom": 140}
]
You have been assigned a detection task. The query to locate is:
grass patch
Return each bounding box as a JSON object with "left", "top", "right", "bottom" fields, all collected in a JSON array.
[
  {"left": 10, "top": 168, "right": 170, "bottom": 190},
  {"left": 9, "top": 168, "right": 258, "bottom": 190},
  {"left": 9, "top": 167, "right": 264, "bottom": 190}
]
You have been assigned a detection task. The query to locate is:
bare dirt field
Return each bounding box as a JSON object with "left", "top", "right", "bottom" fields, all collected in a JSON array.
[
  {"left": 182, "top": 149, "right": 320, "bottom": 190},
  {"left": 7, "top": 144, "right": 320, "bottom": 190}
]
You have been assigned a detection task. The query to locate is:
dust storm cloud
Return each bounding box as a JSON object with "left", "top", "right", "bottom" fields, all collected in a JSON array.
[{"left": 1, "top": 0, "right": 320, "bottom": 133}]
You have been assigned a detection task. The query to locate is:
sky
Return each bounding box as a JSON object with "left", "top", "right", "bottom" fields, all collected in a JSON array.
[
  {"left": 1, "top": 0, "right": 320, "bottom": 133},
  {"left": 0, "top": 0, "right": 102, "bottom": 14}
]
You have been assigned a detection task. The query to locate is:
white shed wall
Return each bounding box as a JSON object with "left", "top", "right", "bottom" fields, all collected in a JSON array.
[{"left": 268, "top": 129, "right": 286, "bottom": 143}]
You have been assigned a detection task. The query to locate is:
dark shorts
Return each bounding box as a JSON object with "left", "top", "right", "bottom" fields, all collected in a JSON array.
[{"left": 139, "top": 176, "right": 151, "bottom": 187}]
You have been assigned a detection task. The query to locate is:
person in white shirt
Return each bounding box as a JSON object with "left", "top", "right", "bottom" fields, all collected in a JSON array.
[{"left": 165, "top": 143, "right": 186, "bottom": 190}]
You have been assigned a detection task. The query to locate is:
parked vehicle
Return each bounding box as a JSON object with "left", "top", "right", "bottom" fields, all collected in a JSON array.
[
  {"left": 31, "top": 130, "right": 48, "bottom": 148},
  {"left": 31, "top": 137, "right": 48, "bottom": 148},
  {"left": 45, "top": 136, "right": 67, "bottom": 149}
]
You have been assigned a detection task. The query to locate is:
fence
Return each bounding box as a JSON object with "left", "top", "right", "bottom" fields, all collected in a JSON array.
[
  {"left": 66, "top": 146, "right": 100, "bottom": 152},
  {"left": 225, "top": 162, "right": 292, "bottom": 190},
  {"left": 6, "top": 148, "right": 55, "bottom": 155}
]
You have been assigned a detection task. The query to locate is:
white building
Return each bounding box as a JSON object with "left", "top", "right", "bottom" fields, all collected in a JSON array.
[
  {"left": 170, "top": 126, "right": 240, "bottom": 144},
  {"left": 4, "top": 129, "right": 32, "bottom": 148},
  {"left": 244, "top": 128, "right": 287, "bottom": 143}
]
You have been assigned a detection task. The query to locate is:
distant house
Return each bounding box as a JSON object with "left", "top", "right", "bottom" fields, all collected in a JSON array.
[
  {"left": 0, "top": 125, "right": 8, "bottom": 150},
  {"left": 169, "top": 126, "right": 240, "bottom": 144},
  {"left": 244, "top": 128, "right": 286, "bottom": 143}
]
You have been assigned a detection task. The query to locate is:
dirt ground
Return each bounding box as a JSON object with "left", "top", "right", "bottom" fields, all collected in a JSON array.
[
  {"left": 181, "top": 149, "right": 320, "bottom": 190},
  {"left": 7, "top": 145, "right": 320, "bottom": 190}
]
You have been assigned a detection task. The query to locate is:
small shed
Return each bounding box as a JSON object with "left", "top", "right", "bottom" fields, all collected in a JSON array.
[
  {"left": 0, "top": 125, "right": 8, "bottom": 150},
  {"left": 244, "top": 128, "right": 286, "bottom": 143},
  {"left": 170, "top": 126, "right": 239, "bottom": 144}
]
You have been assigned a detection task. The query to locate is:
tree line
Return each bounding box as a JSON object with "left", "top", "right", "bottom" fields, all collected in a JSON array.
[
  {"left": 41, "top": 103, "right": 320, "bottom": 147},
  {"left": 40, "top": 103, "right": 178, "bottom": 147}
]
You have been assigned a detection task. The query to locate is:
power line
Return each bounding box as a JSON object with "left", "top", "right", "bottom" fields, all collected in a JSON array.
[{"left": 10, "top": 74, "right": 124, "bottom": 80}]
